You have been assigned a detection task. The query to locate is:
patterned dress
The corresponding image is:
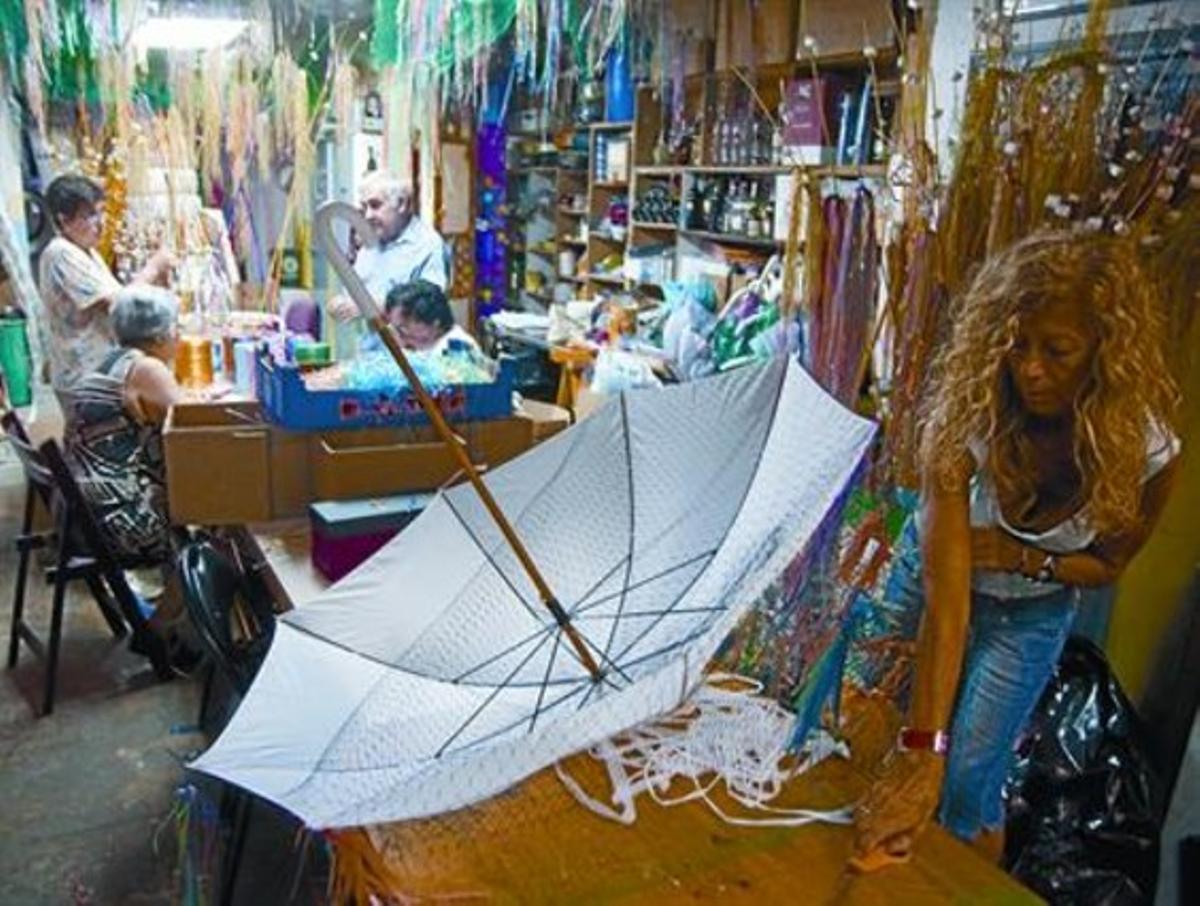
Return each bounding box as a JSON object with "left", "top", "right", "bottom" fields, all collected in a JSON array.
[{"left": 63, "top": 348, "right": 171, "bottom": 562}]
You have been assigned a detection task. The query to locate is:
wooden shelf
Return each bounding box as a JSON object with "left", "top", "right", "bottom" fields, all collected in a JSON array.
[
  {"left": 593, "top": 181, "right": 629, "bottom": 190},
  {"left": 630, "top": 163, "right": 888, "bottom": 179},
  {"left": 589, "top": 233, "right": 627, "bottom": 244},
  {"left": 679, "top": 229, "right": 782, "bottom": 249},
  {"left": 586, "top": 273, "right": 626, "bottom": 286},
  {"left": 558, "top": 207, "right": 587, "bottom": 216},
  {"left": 559, "top": 237, "right": 587, "bottom": 246},
  {"left": 589, "top": 121, "right": 633, "bottom": 131},
  {"left": 630, "top": 221, "right": 678, "bottom": 232},
  {"left": 819, "top": 163, "right": 888, "bottom": 179},
  {"left": 685, "top": 165, "right": 792, "bottom": 176},
  {"left": 509, "top": 166, "right": 559, "bottom": 174}
]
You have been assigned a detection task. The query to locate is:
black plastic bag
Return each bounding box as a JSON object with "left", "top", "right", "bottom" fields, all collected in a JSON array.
[{"left": 1004, "top": 637, "right": 1162, "bottom": 905}]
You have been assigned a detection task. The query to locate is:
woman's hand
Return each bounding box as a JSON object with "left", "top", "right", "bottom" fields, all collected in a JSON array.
[
  {"left": 852, "top": 749, "right": 946, "bottom": 870},
  {"left": 970, "top": 527, "right": 1030, "bottom": 573}
]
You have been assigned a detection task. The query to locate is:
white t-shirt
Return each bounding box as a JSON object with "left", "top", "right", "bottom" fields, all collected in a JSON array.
[
  {"left": 37, "top": 237, "right": 122, "bottom": 391},
  {"left": 432, "top": 324, "right": 480, "bottom": 356}
]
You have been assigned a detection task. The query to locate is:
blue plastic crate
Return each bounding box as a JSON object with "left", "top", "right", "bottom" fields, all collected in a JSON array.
[{"left": 256, "top": 352, "right": 516, "bottom": 431}]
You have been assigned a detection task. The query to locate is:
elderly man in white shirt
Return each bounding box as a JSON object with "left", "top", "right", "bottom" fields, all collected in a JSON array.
[{"left": 328, "top": 171, "right": 448, "bottom": 324}]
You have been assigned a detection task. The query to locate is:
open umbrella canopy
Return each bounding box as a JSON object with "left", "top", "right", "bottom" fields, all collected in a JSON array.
[{"left": 191, "top": 357, "right": 875, "bottom": 828}]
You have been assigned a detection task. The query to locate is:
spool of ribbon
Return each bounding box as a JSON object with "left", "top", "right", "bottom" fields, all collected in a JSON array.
[
  {"left": 233, "top": 340, "right": 259, "bottom": 395},
  {"left": 176, "top": 336, "right": 215, "bottom": 389}
]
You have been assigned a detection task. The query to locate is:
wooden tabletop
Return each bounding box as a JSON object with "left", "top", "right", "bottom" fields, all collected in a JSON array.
[{"left": 245, "top": 521, "right": 1037, "bottom": 904}]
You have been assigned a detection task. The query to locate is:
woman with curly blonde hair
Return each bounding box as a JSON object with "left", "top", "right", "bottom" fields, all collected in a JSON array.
[{"left": 852, "top": 231, "right": 1181, "bottom": 870}]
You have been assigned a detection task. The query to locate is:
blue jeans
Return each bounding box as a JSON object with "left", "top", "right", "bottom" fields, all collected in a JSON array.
[{"left": 884, "top": 521, "right": 1077, "bottom": 840}]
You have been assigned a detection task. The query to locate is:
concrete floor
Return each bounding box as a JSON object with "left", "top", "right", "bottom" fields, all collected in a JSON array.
[{"left": 0, "top": 396, "right": 326, "bottom": 905}]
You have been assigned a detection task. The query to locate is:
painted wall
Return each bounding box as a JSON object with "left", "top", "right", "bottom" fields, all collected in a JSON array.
[{"left": 1109, "top": 323, "right": 1200, "bottom": 700}]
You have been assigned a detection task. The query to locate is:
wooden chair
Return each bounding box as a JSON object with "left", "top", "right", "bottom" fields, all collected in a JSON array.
[{"left": 3, "top": 410, "right": 172, "bottom": 715}]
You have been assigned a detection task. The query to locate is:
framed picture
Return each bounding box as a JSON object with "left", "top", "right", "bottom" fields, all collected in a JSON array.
[
  {"left": 279, "top": 248, "right": 303, "bottom": 288},
  {"left": 362, "top": 90, "right": 384, "bottom": 134}
]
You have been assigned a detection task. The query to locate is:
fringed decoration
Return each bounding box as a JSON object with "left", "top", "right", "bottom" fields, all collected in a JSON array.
[
  {"left": 332, "top": 54, "right": 357, "bottom": 147},
  {"left": 199, "top": 47, "right": 225, "bottom": 196},
  {"left": 327, "top": 828, "right": 412, "bottom": 906},
  {"left": 163, "top": 784, "right": 221, "bottom": 906}
]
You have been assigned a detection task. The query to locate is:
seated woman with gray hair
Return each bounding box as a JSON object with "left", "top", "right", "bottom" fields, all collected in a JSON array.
[{"left": 62, "top": 286, "right": 182, "bottom": 563}]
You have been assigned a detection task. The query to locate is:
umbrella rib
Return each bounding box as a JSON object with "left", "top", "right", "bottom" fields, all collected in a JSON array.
[
  {"left": 611, "top": 625, "right": 712, "bottom": 674},
  {"left": 453, "top": 621, "right": 558, "bottom": 683},
  {"left": 440, "top": 680, "right": 593, "bottom": 760},
  {"left": 443, "top": 538, "right": 631, "bottom": 685},
  {"left": 600, "top": 393, "right": 638, "bottom": 667},
  {"left": 566, "top": 553, "right": 633, "bottom": 616},
  {"left": 274, "top": 681, "right": 597, "bottom": 777},
  {"left": 441, "top": 492, "right": 547, "bottom": 628},
  {"left": 528, "top": 628, "right": 563, "bottom": 734},
  {"left": 574, "top": 605, "right": 728, "bottom": 621},
  {"left": 442, "top": 475, "right": 612, "bottom": 682},
  {"left": 605, "top": 362, "right": 789, "bottom": 671},
  {"left": 569, "top": 549, "right": 718, "bottom": 617},
  {"left": 576, "top": 363, "right": 791, "bottom": 715},
  {"left": 435, "top": 626, "right": 558, "bottom": 758},
  {"left": 572, "top": 551, "right": 720, "bottom": 713}
]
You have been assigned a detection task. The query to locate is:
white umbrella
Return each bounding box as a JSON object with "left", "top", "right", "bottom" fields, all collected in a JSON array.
[{"left": 191, "top": 354, "right": 875, "bottom": 828}]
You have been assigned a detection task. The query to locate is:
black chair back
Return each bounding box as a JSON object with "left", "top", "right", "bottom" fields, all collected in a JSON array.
[
  {"left": 1, "top": 411, "right": 56, "bottom": 509},
  {"left": 179, "top": 541, "right": 274, "bottom": 697}
]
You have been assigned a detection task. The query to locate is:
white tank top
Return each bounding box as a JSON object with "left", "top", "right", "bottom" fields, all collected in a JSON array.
[{"left": 963, "top": 420, "right": 1180, "bottom": 597}]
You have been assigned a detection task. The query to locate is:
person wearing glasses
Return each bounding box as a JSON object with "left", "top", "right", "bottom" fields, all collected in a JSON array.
[{"left": 37, "top": 174, "right": 174, "bottom": 401}]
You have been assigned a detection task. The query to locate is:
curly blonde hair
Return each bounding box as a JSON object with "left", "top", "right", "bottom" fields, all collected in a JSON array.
[{"left": 921, "top": 231, "right": 1180, "bottom": 537}]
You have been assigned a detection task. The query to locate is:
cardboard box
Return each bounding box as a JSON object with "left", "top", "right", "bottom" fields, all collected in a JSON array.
[
  {"left": 310, "top": 417, "right": 537, "bottom": 500},
  {"left": 268, "top": 425, "right": 312, "bottom": 519},
  {"left": 165, "top": 401, "right": 273, "bottom": 524},
  {"left": 517, "top": 399, "right": 571, "bottom": 441}
]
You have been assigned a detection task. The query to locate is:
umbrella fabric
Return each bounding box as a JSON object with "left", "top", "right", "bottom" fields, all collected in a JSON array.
[{"left": 192, "top": 357, "right": 876, "bottom": 828}]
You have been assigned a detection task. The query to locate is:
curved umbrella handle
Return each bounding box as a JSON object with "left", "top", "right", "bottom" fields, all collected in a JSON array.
[{"left": 314, "top": 201, "right": 383, "bottom": 321}]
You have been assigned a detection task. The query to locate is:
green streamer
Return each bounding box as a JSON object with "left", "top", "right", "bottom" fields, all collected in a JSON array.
[{"left": 371, "top": 0, "right": 399, "bottom": 68}]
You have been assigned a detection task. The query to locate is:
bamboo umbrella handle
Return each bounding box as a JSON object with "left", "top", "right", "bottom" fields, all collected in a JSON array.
[{"left": 314, "top": 202, "right": 602, "bottom": 683}]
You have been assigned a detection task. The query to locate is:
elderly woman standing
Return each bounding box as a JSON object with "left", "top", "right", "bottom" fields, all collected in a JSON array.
[
  {"left": 38, "top": 174, "right": 173, "bottom": 399},
  {"left": 63, "top": 287, "right": 182, "bottom": 563},
  {"left": 852, "top": 232, "right": 1181, "bottom": 870}
]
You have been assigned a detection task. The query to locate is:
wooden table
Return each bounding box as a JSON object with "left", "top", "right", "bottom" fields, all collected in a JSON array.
[{"left": 244, "top": 522, "right": 1037, "bottom": 904}]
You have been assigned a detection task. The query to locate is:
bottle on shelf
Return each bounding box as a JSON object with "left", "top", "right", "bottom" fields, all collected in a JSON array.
[
  {"left": 727, "top": 179, "right": 746, "bottom": 235},
  {"left": 745, "top": 181, "right": 762, "bottom": 239},
  {"left": 595, "top": 135, "right": 608, "bottom": 182},
  {"left": 687, "top": 178, "right": 705, "bottom": 230},
  {"left": 761, "top": 180, "right": 776, "bottom": 239}
]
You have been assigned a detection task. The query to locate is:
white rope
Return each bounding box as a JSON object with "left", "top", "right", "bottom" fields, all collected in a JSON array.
[{"left": 556, "top": 674, "right": 854, "bottom": 828}]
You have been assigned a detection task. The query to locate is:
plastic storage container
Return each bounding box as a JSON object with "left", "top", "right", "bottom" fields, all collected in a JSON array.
[
  {"left": 0, "top": 316, "right": 33, "bottom": 407},
  {"left": 256, "top": 352, "right": 516, "bottom": 431},
  {"left": 310, "top": 493, "right": 432, "bottom": 582}
]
